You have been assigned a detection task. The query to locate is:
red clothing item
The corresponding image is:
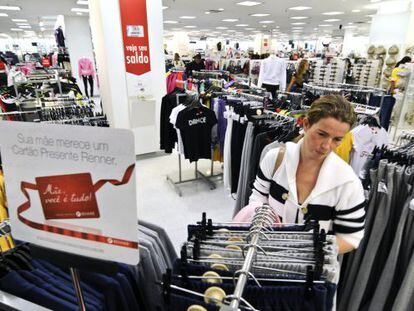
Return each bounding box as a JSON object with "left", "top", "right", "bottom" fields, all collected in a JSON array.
[{"left": 41, "top": 57, "right": 51, "bottom": 68}]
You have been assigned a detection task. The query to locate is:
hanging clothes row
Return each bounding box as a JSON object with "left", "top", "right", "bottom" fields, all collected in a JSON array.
[
  {"left": 338, "top": 143, "right": 414, "bottom": 311},
  {"left": 0, "top": 220, "right": 176, "bottom": 311},
  {"left": 161, "top": 211, "right": 339, "bottom": 311}
]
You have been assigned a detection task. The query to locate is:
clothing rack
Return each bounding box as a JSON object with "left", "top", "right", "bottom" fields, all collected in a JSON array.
[{"left": 166, "top": 92, "right": 222, "bottom": 197}]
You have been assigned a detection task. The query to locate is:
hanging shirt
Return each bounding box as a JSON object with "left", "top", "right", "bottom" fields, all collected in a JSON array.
[
  {"left": 175, "top": 106, "right": 218, "bottom": 162},
  {"left": 169, "top": 104, "right": 187, "bottom": 154},
  {"left": 335, "top": 131, "right": 354, "bottom": 163},
  {"left": 350, "top": 125, "right": 388, "bottom": 175},
  {"left": 257, "top": 55, "right": 287, "bottom": 91}
]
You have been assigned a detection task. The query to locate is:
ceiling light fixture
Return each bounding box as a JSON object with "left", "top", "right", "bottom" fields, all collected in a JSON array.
[
  {"left": 291, "top": 22, "right": 306, "bottom": 25},
  {"left": 71, "top": 8, "right": 89, "bottom": 13},
  {"left": 352, "top": 9, "right": 361, "bottom": 13},
  {"left": 164, "top": 20, "right": 178, "bottom": 24},
  {"left": 290, "top": 16, "right": 308, "bottom": 20},
  {"left": 370, "top": 0, "right": 382, "bottom": 2},
  {"left": 236, "top": 24, "right": 249, "bottom": 27},
  {"left": 180, "top": 16, "right": 196, "bottom": 19},
  {"left": 236, "top": 1, "right": 262, "bottom": 6},
  {"left": 16, "top": 23, "right": 29, "bottom": 26},
  {"left": 292, "top": 27, "right": 303, "bottom": 29},
  {"left": 222, "top": 19, "right": 238, "bottom": 22},
  {"left": 0, "top": 13, "right": 8, "bottom": 17},
  {"left": 77, "top": 12, "right": 83, "bottom": 15},
  {"left": 10, "top": 28, "right": 23, "bottom": 31},
  {"left": 76, "top": 0, "right": 89, "bottom": 5},
  {"left": 162, "top": 6, "right": 168, "bottom": 9},
  {"left": 319, "top": 24, "right": 333, "bottom": 27},
  {"left": 205, "top": 11, "right": 211, "bottom": 14},
  {"left": 12, "top": 19, "right": 27, "bottom": 22},
  {"left": 259, "top": 20, "right": 275, "bottom": 24},
  {"left": 322, "top": 11, "right": 344, "bottom": 15},
  {"left": 184, "top": 26, "right": 196, "bottom": 28},
  {"left": 218, "top": 8, "right": 224, "bottom": 11},
  {"left": 288, "top": 6, "right": 312, "bottom": 11},
  {"left": 324, "top": 19, "right": 341, "bottom": 22},
  {"left": 18, "top": 25, "right": 31, "bottom": 29},
  {"left": 250, "top": 13, "right": 270, "bottom": 17},
  {"left": 245, "top": 27, "right": 255, "bottom": 30},
  {"left": 0, "top": 6, "right": 21, "bottom": 11},
  {"left": 216, "top": 26, "right": 228, "bottom": 29},
  {"left": 38, "top": 22, "right": 44, "bottom": 27}
]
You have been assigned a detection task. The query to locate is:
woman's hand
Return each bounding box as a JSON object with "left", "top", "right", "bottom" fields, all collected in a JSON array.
[{"left": 336, "top": 235, "right": 356, "bottom": 254}]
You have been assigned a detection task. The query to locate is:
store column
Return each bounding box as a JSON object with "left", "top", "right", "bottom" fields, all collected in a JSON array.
[
  {"left": 88, "top": 0, "right": 166, "bottom": 155},
  {"left": 65, "top": 16, "right": 100, "bottom": 97}
]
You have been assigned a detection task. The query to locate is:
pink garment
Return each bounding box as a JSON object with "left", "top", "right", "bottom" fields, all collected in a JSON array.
[
  {"left": 52, "top": 53, "right": 58, "bottom": 67},
  {"left": 78, "top": 57, "right": 95, "bottom": 79},
  {"left": 166, "top": 72, "right": 177, "bottom": 93},
  {"left": 233, "top": 202, "right": 281, "bottom": 224}
]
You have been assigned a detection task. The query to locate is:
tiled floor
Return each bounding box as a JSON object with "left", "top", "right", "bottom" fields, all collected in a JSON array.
[{"left": 135, "top": 152, "right": 234, "bottom": 251}]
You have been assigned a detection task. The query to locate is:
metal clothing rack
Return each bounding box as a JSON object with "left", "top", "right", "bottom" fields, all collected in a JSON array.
[{"left": 166, "top": 92, "right": 222, "bottom": 197}]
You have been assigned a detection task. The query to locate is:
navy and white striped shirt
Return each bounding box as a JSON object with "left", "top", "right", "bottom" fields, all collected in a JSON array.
[{"left": 250, "top": 140, "right": 366, "bottom": 248}]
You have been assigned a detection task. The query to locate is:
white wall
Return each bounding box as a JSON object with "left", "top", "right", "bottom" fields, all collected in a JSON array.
[{"left": 65, "top": 16, "right": 100, "bottom": 96}]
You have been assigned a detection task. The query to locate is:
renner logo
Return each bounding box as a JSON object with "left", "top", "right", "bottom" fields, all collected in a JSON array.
[{"left": 188, "top": 117, "right": 206, "bottom": 126}]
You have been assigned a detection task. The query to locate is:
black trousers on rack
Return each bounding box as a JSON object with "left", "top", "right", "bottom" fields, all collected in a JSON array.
[
  {"left": 262, "top": 83, "right": 279, "bottom": 99},
  {"left": 82, "top": 75, "right": 94, "bottom": 97}
]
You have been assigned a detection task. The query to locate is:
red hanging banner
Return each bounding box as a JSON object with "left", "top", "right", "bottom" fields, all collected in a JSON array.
[{"left": 119, "top": 0, "right": 151, "bottom": 76}]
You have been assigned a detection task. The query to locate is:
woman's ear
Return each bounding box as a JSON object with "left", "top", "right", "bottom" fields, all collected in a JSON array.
[{"left": 303, "top": 117, "right": 311, "bottom": 132}]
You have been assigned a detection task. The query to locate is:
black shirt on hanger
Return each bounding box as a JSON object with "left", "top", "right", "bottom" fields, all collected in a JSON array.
[{"left": 175, "top": 106, "right": 217, "bottom": 162}]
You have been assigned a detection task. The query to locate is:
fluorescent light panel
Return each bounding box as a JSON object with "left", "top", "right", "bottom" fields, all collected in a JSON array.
[
  {"left": 10, "top": 28, "right": 23, "bottom": 31},
  {"left": 164, "top": 20, "right": 178, "bottom": 24},
  {"left": 352, "top": 9, "right": 361, "bottom": 13},
  {"left": 71, "top": 8, "right": 89, "bottom": 13},
  {"left": 289, "top": 6, "right": 312, "bottom": 11},
  {"left": 0, "top": 6, "right": 21, "bottom": 11},
  {"left": 77, "top": 12, "right": 83, "bottom": 15},
  {"left": 184, "top": 25, "right": 196, "bottom": 28},
  {"left": 290, "top": 16, "right": 308, "bottom": 20},
  {"left": 12, "top": 19, "right": 27, "bottom": 22},
  {"left": 322, "top": 12, "right": 344, "bottom": 15},
  {"left": 180, "top": 16, "right": 196, "bottom": 19},
  {"left": 19, "top": 25, "right": 31, "bottom": 29},
  {"left": 324, "top": 19, "right": 341, "bottom": 22},
  {"left": 222, "top": 19, "right": 238, "bottom": 22},
  {"left": 291, "top": 22, "right": 306, "bottom": 25},
  {"left": 236, "top": 24, "right": 249, "bottom": 26},
  {"left": 162, "top": 6, "right": 168, "bottom": 9},
  {"left": 16, "top": 23, "right": 30, "bottom": 26},
  {"left": 76, "top": 0, "right": 89, "bottom": 5},
  {"left": 236, "top": 1, "right": 262, "bottom": 6},
  {"left": 250, "top": 13, "right": 270, "bottom": 17},
  {"left": 259, "top": 20, "right": 275, "bottom": 24},
  {"left": 0, "top": 13, "right": 8, "bottom": 17}
]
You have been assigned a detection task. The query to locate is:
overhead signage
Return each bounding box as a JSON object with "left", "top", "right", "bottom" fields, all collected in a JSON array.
[{"left": 0, "top": 122, "right": 139, "bottom": 265}]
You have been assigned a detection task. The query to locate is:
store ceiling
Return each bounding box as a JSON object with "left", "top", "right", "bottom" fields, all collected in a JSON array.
[
  {"left": 0, "top": 0, "right": 379, "bottom": 41},
  {"left": 0, "top": 0, "right": 87, "bottom": 39},
  {"left": 162, "top": 0, "right": 380, "bottom": 41}
]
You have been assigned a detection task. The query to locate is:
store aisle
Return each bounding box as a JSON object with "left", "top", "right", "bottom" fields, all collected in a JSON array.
[{"left": 135, "top": 152, "right": 234, "bottom": 251}]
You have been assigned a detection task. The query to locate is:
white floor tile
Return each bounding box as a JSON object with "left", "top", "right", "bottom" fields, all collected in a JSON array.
[{"left": 136, "top": 152, "right": 234, "bottom": 251}]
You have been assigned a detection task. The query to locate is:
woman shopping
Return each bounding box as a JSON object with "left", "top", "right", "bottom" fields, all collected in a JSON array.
[
  {"left": 235, "top": 95, "right": 365, "bottom": 254},
  {"left": 286, "top": 59, "right": 309, "bottom": 93}
]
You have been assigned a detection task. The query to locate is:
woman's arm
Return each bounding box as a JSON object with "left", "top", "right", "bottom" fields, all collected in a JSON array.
[
  {"left": 337, "top": 235, "right": 356, "bottom": 254},
  {"left": 286, "top": 77, "right": 296, "bottom": 93}
]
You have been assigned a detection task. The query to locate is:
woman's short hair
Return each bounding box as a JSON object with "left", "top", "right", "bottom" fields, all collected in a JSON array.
[{"left": 307, "top": 95, "right": 356, "bottom": 127}]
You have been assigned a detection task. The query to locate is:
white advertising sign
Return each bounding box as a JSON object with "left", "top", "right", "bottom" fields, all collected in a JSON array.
[{"left": 0, "top": 121, "right": 139, "bottom": 265}]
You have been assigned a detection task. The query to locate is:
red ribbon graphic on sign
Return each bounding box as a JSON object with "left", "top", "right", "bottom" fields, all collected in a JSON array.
[{"left": 17, "top": 164, "right": 138, "bottom": 249}]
